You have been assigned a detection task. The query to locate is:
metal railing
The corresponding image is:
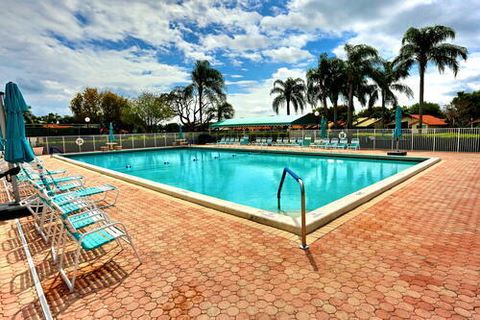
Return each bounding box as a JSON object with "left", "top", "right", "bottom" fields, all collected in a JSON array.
[
  {"left": 211, "top": 127, "right": 480, "bottom": 153},
  {"left": 277, "top": 167, "right": 308, "bottom": 250},
  {"left": 27, "top": 132, "right": 205, "bottom": 154}
]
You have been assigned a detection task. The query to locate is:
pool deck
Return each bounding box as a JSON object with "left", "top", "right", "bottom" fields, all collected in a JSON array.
[{"left": 1, "top": 147, "right": 479, "bottom": 319}]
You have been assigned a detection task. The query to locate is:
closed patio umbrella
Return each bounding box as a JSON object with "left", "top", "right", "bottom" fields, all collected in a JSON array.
[
  {"left": 393, "top": 106, "right": 402, "bottom": 152},
  {"left": 0, "top": 82, "right": 35, "bottom": 203},
  {"left": 108, "top": 122, "right": 115, "bottom": 142},
  {"left": 320, "top": 116, "right": 327, "bottom": 139},
  {"left": 178, "top": 124, "right": 184, "bottom": 139}
]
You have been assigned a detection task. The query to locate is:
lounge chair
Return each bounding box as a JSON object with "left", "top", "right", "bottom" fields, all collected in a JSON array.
[
  {"left": 265, "top": 137, "right": 273, "bottom": 146},
  {"left": 337, "top": 138, "right": 348, "bottom": 149},
  {"left": 348, "top": 138, "right": 360, "bottom": 150},
  {"left": 312, "top": 138, "right": 329, "bottom": 148},
  {"left": 217, "top": 137, "right": 226, "bottom": 144},
  {"left": 302, "top": 137, "right": 312, "bottom": 147},
  {"left": 240, "top": 136, "right": 249, "bottom": 145},
  {"left": 328, "top": 138, "right": 339, "bottom": 149}
]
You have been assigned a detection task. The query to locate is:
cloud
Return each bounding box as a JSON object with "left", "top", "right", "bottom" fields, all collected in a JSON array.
[
  {"left": 228, "top": 67, "right": 307, "bottom": 117},
  {"left": 263, "top": 47, "right": 314, "bottom": 63}
]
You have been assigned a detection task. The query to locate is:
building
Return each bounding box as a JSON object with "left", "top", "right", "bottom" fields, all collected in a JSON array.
[
  {"left": 397, "top": 114, "right": 448, "bottom": 130},
  {"left": 210, "top": 114, "right": 319, "bottom": 131},
  {"left": 353, "top": 117, "right": 383, "bottom": 129}
]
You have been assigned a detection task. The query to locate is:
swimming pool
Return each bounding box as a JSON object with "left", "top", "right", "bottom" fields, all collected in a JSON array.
[{"left": 59, "top": 147, "right": 438, "bottom": 234}]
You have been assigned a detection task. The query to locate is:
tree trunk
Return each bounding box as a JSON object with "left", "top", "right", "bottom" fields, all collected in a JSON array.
[
  {"left": 322, "top": 95, "right": 328, "bottom": 118},
  {"left": 286, "top": 99, "right": 291, "bottom": 116},
  {"left": 333, "top": 99, "right": 338, "bottom": 129},
  {"left": 419, "top": 63, "right": 425, "bottom": 131},
  {"left": 381, "top": 92, "right": 386, "bottom": 128},
  {"left": 347, "top": 84, "right": 354, "bottom": 129},
  {"left": 198, "top": 86, "right": 203, "bottom": 131}
]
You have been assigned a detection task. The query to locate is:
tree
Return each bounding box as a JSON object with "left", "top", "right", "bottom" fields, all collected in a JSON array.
[
  {"left": 343, "top": 44, "right": 379, "bottom": 128},
  {"left": 270, "top": 78, "right": 306, "bottom": 115},
  {"left": 207, "top": 101, "right": 235, "bottom": 122},
  {"left": 70, "top": 88, "right": 129, "bottom": 126},
  {"left": 101, "top": 91, "right": 129, "bottom": 126},
  {"left": 168, "top": 85, "right": 198, "bottom": 131},
  {"left": 405, "top": 102, "right": 443, "bottom": 118},
  {"left": 449, "top": 91, "right": 480, "bottom": 126},
  {"left": 123, "top": 92, "right": 175, "bottom": 132},
  {"left": 70, "top": 87, "right": 103, "bottom": 123},
  {"left": 191, "top": 60, "right": 226, "bottom": 127},
  {"left": 397, "top": 25, "right": 468, "bottom": 129},
  {"left": 369, "top": 59, "right": 413, "bottom": 126},
  {"left": 306, "top": 53, "right": 331, "bottom": 116},
  {"left": 325, "top": 58, "right": 347, "bottom": 128}
]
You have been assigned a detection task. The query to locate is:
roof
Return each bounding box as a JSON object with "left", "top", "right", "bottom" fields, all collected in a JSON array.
[
  {"left": 409, "top": 114, "right": 447, "bottom": 126},
  {"left": 352, "top": 117, "right": 369, "bottom": 126},
  {"left": 210, "top": 114, "right": 318, "bottom": 128},
  {"left": 355, "top": 118, "right": 381, "bottom": 128}
]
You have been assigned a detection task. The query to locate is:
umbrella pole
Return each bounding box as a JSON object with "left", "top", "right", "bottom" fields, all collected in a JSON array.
[{"left": 0, "top": 92, "right": 21, "bottom": 203}]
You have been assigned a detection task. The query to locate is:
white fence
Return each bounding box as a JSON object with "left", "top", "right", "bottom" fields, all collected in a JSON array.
[{"left": 28, "top": 128, "right": 480, "bottom": 154}]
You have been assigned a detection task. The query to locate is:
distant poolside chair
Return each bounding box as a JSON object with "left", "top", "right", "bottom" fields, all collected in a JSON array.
[
  {"left": 217, "top": 137, "right": 226, "bottom": 144},
  {"left": 337, "top": 138, "right": 348, "bottom": 149},
  {"left": 302, "top": 137, "right": 312, "bottom": 147},
  {"left": 240, "top": 136, "right": 249, "bottom": 145},
  {"left": 313, "top": 138, "right": 329, "bottom": 148},
  {"left": 348, "top": 138, "right": 360, "bottom": 150},
  {"left": 328, "top": 138, "right": 339, "bottom": 149},
  {"left": 265, "top": 137, "right": 273, "bottom": 146},
  {"left": 255, "top": 137, "right": 266, "bottom": 145},
  {"left": 296, "top": 138, "right": 303, "bottom": 147}
]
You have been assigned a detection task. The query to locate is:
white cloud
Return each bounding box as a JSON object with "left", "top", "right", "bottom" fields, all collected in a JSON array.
[
  {"left": 228, "top": 67, "right": 308, "bottom": 117},
  {"left": 263, "top": 47, "right": 314, "bottom": 63}
]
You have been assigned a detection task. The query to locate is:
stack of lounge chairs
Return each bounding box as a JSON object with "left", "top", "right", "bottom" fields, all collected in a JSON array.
[
  {"left": 311, "top": 137, "right": 361, "bottom": 150},
  {"left": 15, "top": 160, "right": 140, "bottom": 291}
]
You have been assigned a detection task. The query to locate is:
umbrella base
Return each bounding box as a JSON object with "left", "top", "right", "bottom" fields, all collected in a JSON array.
[
  {"left": 0, "top": 203, "right": 30, "bottom": 221},
  {"left": 387, "top": 150, "right": 407, "bottom": 156}
]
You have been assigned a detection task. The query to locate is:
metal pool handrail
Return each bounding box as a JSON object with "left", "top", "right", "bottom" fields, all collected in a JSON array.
[{"left": 277, "top": 167, "right": 308, "bottom": 250}]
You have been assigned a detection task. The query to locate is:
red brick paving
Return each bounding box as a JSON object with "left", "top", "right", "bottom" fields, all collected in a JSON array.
[{"left": 0, "top": 150, "right": 479, "bottom": 319}]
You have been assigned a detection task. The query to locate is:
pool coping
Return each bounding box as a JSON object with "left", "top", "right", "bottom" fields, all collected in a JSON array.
[{"left": 54, "top": 147, "right": 440, "bottom": 235}]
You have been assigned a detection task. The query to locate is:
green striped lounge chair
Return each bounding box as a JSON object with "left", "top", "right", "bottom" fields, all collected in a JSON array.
[
  {"left": 57, "top": 213, "right": 141, "bottom": 291},
  {"left": 348, "top": 138, "right": 360, "bottom": 150}
]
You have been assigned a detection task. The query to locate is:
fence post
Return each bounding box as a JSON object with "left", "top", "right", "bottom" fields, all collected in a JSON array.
[
  {"left": 373, "top": 129, "right": 376, "bottom": 150},
  {"left": 411, "top": 129, "right": 414, "bottom": 151},
  {"left": 143, "top": 134, "right": 146, "bottom": 148},
  {"left": 164, "top": 134, "right": 167, "bottom": 146},
  {"left": 457, "top": 128, "right": 460, "bottom": 152},
  {"left": 132, "top": 135, "right": 135, "bottom": 149},
  {"left": 92, "top": 136, "right": 96, "bottom": 151},
  {"left": 433, "top": 129, "right": 436, "bottom": 152},
  {"left": 45, "top": 137, "right": 49, "bottom": 154},
  {"left": 119, "top": 135, "right": 122, "bottom": 148},
  {"left": 62, "top": 136, "right": 66, "bottom": 153},
  {"left": 154, "top": 132, "right": 157, "bottom": 147}
]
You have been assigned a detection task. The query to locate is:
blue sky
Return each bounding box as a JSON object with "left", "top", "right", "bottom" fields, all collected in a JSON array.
[{"left": 0, "top": 0, "right": 479, "bottom": 117}]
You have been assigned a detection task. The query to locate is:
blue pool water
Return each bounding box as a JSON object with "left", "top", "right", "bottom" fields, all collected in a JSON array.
[{"left": 68, "top": 148, "right": 419, "bottom": 216}]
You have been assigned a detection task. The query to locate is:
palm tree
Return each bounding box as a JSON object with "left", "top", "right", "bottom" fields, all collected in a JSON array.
[
  {"left": 369, "top": 60, "right": 414, "bottom": 126},
  {"left": 325, "top": 57, "right": 346, "bottom": 128},
  {"left": 270, "top": 78, "right": 306, "bottom": 115},
  {"left": 191, "top": 60, "right": 225, "bottom": 126},
  {"left": 306, "top": 53, "right": 330, "bottom": 116},
  {"left": 343, "top": 44, "right": 379, "bottom": 128},
  {"left": 397, "top": 25, "right": 468, "bottom": 128},
  {"left": 209, "top": 101, "right": 235, "bottom": 122}
]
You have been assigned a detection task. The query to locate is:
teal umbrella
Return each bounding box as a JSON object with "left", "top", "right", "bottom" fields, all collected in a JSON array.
[
  {"left": 3, "top": 82, "right": 34, "bottom": 163},
  {"left": 108, "top": 122, "right": 115, "bottom": 142},
  {"left": 178, "top": 124, "right": 184, "bottom": 139},
  {"left": 393, "top": 106, "right": 402, "bottom": 139},
  {"left": 320, "top": 116, "right": 327, "bottom": 139},
  {"left": 393, "top": 106, "right": 402, "bottom": 151}
]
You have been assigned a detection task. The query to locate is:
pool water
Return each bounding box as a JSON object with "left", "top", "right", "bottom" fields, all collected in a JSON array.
[{"left": 68, "top": 148, "right": 419, "bottom": 216}]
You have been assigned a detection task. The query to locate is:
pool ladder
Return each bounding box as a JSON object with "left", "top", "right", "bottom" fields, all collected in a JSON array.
[{"left": 277, "top": 167, "right": 308, "bottom": 250}]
